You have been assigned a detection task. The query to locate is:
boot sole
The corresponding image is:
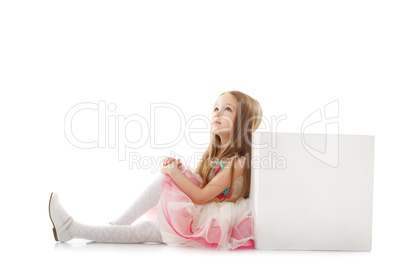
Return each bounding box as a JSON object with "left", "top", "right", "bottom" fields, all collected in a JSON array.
[{"left": 48, "top": 192, "right": 59, "bottom": 241}]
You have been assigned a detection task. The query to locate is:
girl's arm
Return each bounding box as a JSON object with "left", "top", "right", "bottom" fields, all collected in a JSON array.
[
  {"left": 168, "top": 157, "right": 246, "bottom": 205},
  {"left": 168, "top": 169, "right": 204, "bottom": 204}
]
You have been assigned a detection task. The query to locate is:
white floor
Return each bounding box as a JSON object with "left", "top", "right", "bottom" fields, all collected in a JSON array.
[{"left": 29, "top": 236, "right": 396, "bottom": 268}]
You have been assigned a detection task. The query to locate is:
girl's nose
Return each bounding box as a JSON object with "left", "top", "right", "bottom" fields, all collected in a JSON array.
[{"left": 213, "top": 114, "right": 220, "bottom": 123}]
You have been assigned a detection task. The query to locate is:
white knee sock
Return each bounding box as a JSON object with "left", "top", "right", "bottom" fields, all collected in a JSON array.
[
  {"left": 68, "top": 220, "right": 164, "bottom": 243},
  {"left": 110, "top": 173, "right": 165, "bottom": 225}
]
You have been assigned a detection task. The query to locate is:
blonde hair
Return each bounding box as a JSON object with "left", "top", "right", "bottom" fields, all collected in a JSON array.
[{"left": 195, "top": 90, "right": 263, "bottom": 203}]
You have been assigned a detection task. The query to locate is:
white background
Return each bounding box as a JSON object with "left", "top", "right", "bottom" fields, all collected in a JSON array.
[{"left": 1, "top": 0, "right": 401, "bottom": 267}]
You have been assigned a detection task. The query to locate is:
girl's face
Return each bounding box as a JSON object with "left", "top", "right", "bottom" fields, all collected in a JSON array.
[{"left": 211, "top": 93, "right": 238, "bottom": 136}]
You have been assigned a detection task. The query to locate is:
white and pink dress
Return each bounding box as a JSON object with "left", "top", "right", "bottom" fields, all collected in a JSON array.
[{"left": 149, "top": 156, "right": 254, "bottom": 251}]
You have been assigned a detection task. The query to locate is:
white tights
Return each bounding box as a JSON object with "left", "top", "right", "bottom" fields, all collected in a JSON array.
[
  {"left": 67, "top": 220, "right": 163, "bottom": 244},
  {"left": 58, "top": 173, "right": 166, "bottom": 244},
  {"left": 110, "top": 173, "right": 165, "bottom": 225}
]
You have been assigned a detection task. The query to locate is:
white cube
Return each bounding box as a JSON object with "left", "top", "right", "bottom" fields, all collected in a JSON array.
[{"left": 250, "top": 132, "right": 375, "bottom": 251}]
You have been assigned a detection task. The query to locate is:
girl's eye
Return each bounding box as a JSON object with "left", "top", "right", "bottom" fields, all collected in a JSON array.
[{"left": 214, "top": 107, "right": 232, "bottom": 112}]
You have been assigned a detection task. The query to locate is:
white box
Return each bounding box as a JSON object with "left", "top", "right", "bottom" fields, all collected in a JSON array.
[{"left": 250, "top": 132, "right": 375, "bottom": 251}]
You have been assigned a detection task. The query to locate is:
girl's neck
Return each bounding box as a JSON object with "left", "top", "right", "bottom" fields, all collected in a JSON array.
[{"left": 217, "top": 148, "right": 226, "bottom": 157}]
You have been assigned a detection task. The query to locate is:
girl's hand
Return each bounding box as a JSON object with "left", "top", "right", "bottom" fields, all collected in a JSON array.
[
  {"left": 160, "top": 159, "right": 181, "bottom": 175},
  {"left": 162, "top": 157, "right": 182, "bottom": 167}
]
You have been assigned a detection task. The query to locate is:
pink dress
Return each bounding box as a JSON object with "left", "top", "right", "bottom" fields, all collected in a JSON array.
[{"left": 153, "top": 156, "right": 254, "bottom": 251}]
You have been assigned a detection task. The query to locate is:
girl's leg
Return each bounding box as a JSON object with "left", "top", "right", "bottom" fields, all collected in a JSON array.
[
  {"left": 110, "top": 173, "right": 166, "bottom": 225},
  {"left": 69, "top": 220, "right": 164, "bottom": 243},
  {"left": 52, "top": 192, "right": 164, "bottom": 244}
]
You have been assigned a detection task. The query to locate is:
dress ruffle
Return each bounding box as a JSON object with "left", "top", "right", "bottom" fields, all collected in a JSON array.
[{"left": 155, "top": 165, "right": 254, "bottom": 251}]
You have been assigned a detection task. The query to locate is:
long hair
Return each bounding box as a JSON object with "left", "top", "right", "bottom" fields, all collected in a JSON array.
[{"left": 195, "top": 91, "right": 263, "bottom": 203}]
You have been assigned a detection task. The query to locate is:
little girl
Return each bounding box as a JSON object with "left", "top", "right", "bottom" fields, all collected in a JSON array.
[{"left": 49, "top": 90, "right": 263, "bottom": 251}]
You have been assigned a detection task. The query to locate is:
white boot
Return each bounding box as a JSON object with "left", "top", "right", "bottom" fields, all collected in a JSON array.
[{"left": 48, "top": 192, "right": 73, "bottom": 242}]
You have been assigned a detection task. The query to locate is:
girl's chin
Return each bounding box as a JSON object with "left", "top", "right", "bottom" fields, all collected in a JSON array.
[{"left": 212, "top": 130, "right": 230, "bottom": 136}]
